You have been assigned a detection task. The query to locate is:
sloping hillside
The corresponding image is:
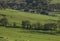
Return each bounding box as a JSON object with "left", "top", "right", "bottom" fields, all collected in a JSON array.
[
  {"left": 0, "top": 8, "right": 59, "bottom": 41},
  {"left": 0, "top": 9, "right": 58, "bottom": 26}
]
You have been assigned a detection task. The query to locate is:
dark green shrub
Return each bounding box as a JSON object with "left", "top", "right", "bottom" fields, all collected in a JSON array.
[
  {"left": 30, "top": 22, "right": 42, "bottom": 30},
  {"left": 33, "top": 22, "right": 42, "bottom": 30},
  {"left": 0, "top": 17, "right": 8, "bottom": 26},
  {"left": 22, "top": 20, "right": 31, "bottom": 29},
  {"left": 43, "top": 23, "right": 57, "bottom": 31}
]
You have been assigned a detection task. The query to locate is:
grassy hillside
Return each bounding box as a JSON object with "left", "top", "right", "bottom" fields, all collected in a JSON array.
[
  {"left": 0, "top": 9, "right": 60, "bottom": 41},
  {"left": 0, "top": 9, "right": 58, "bottom": 26},
  {"left": 0, "top": 0, "right": 60, "bottom": 41}
]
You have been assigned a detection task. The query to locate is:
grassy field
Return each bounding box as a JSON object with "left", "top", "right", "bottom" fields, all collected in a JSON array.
[
  {"left": 0, "top": 9, "right": 59, "bottom": 25},
  {"left": 0, "top": 9, "right": 60, "bottom": 41},
  {"left": 0, "top": 26, "right": 60, "bottom": 41},
  {"left": 0, "top": 0, "right": 60, "bottom": 41}
]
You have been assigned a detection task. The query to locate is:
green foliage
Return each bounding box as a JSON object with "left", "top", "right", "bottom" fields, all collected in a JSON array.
[
  {"left": 43, "top": 23, "right": 57, "bottom": 31},
  {"left": 0, "top": 8, "right": 59, "bottom": 41},
  {"left": 0, "top": 16, "right": 8, "bottom": 26},
  {"left": 0, "top": 0, "right": 55, "bottom": 14},
  {"left": 31, "top": 22, "right": 42, "bottom": 30},
  {"left": 22, "top": 20, "right": 31, "bottom": 29}
]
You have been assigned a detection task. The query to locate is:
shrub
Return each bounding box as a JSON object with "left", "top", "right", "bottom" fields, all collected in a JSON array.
[
  {"left": 33, "top": 22, "right": 42, "bottom": 30},
  {"left": 0, "top": 17, "right": 8, "bottom": 26},
  {"left": 21, "top": 20, "right": 31, "bottom": 29},
  {"left": 29, "top": 22, "right": 42, "bottom": 30},
  {"left": 43, "top": 23, "right": 57, "bottom": 31}
]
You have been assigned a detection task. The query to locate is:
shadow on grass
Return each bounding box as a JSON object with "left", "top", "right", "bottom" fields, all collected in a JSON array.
[
  {"left": 0, "top": 36, "right": 8, "bottom": 41},
  {"left": 19, "top": 30, "right": 58, "bottom": 35},
  {"left": 5, "top": 26, "right": 21, "bottom": 28},
  {"left": 38, "top": 31, "right": 57, "bottom": 35},
  {"left": 2, "top": 26, "right": 59, "bottom": 35}
]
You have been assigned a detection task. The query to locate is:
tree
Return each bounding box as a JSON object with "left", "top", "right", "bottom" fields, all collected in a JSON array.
[
  {"left": 0, "top": 0, "right": 52, "bottom": 14},
  {"left": 43, "top": 23, "right": 57, "bottom": 31},
  {"left": 33, "top": 22, "right": 42, "bottom": 30},
  {"left": 21, "top": 20, "right": 31, "bottom": 29},
  {"left": 0, "top": 17, "right": 8, "bottom": 26}
]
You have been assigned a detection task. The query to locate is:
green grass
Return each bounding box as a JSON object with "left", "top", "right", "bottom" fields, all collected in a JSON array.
[
  {"left": 0, "top": 9, "right": 59, "bottom": 26},
  {"left": 51, "top": 0, "right": 60, "bottom": 4},
  {"left": 0, "top": 26, "right": 60, "bottom": 41},
  {"left": 0, "top": 9, "right": 60, "bottom": 41},
  {"left": 0, "top": 0, "right": 60, "bottom": 41}
]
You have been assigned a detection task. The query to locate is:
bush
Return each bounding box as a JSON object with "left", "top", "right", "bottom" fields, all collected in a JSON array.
[
  {"left": 43, "top": 23, "right": 57, "bottom": 31},
  {"left": 0, "top": 17, "right": 8, "bottom": 26},
  {"left": 21, "top": 20, "right": 31, "bottom": 29},
  {"left": 32, "top": 22, "right": 42, "bottom": 30},
  {"left": 40, "top": 11, "right": 48, "bottom": 15}
]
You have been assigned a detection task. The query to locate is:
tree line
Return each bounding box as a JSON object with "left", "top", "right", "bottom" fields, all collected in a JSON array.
[
  {"left": 21, "top": 20, "right": 57, "bottom": 31},
  {"left": 0, "top": 0, "right": 60, "bottom": 15},
  {"left": 0, "top": 16, "right": 60, "bottom": 33}
]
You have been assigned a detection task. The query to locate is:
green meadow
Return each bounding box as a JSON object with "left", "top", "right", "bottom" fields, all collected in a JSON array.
[
  {"left": 0, "top": 9, "right": 59, "bottom": 25},
  {"left": 0, "top": 0, "right": 60, "bottom": 41},
  {"left": 0, "top": 9, "right": 60, "bottom": 41},
  {"left": 0, "top": 26, "right": 60, "bottom": 41}
]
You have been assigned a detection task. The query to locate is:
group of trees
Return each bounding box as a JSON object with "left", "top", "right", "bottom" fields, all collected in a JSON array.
[
  {"left": 0, "top": 0, "right": 55, "bottom": 15},
  {"left": 0, "top": 0, "right": 60, "bottom": 15},
  {"left": 0, "top": 16, "right": 17, "bottom": 28},
  {"left": 0, "top": 16, "right": 60, "bottom": 34},
  {"left": 21, "top": 20, "right": 58, "bottom": 31},
  {"left": 0, "top": 16, "right": 59, "bottom": 31}
]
